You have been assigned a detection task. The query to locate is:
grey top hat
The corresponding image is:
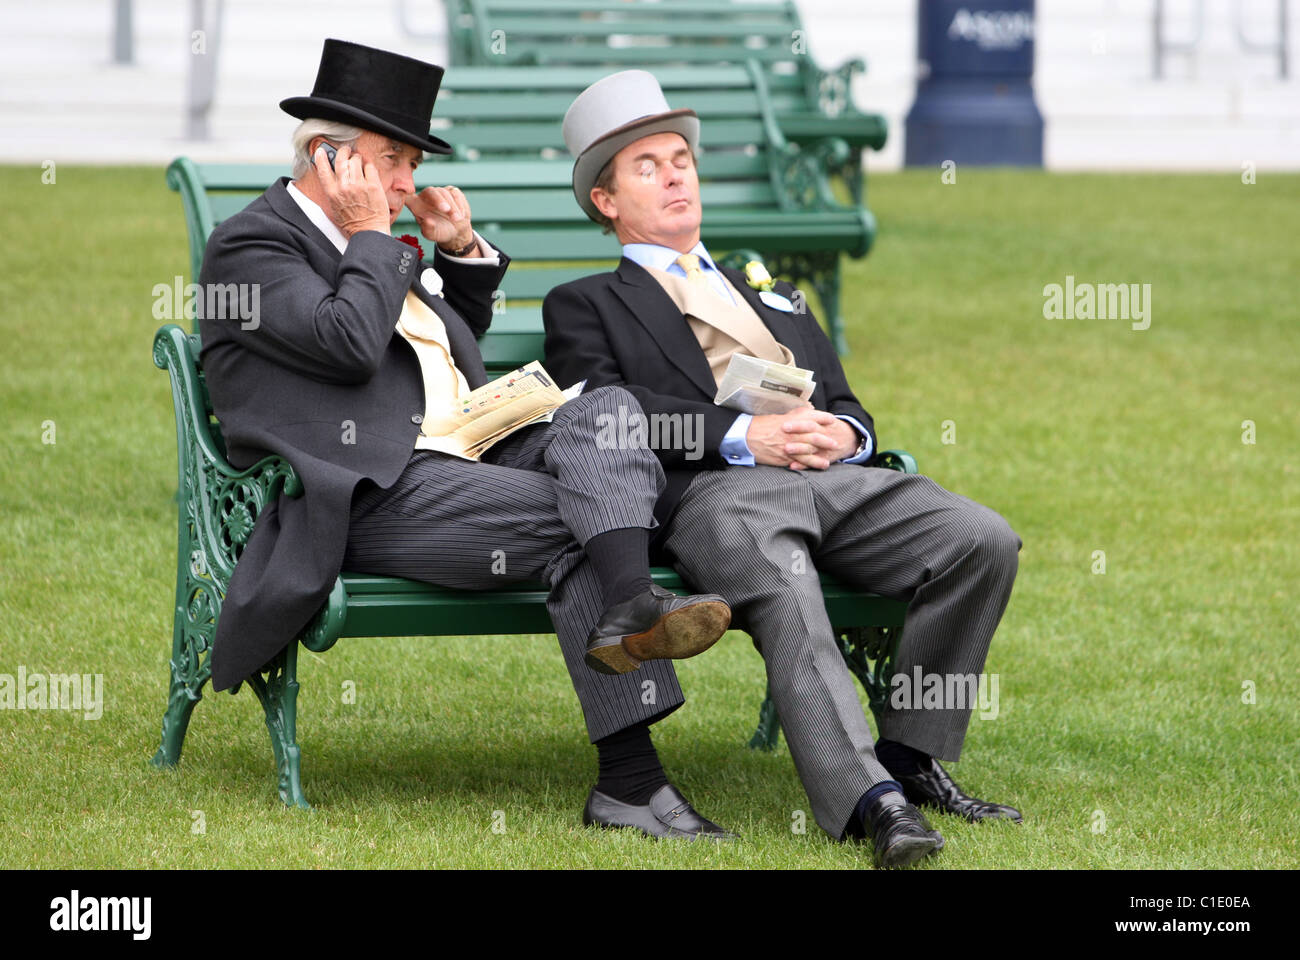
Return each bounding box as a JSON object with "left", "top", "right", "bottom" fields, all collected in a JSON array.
[{"left": 562, "top": 70, "right": 700, "bottom": 223}]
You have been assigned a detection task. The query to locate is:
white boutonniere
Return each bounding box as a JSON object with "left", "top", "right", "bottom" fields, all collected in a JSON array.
[
  {"left": 744, "top": 260, "right": 774, "bottom": 292},
  {"left": 745, "top": 260, "right": 793, "bottom": 312},
  {"left": 420, "top": 267, "right": 444, "bottom": 298}
]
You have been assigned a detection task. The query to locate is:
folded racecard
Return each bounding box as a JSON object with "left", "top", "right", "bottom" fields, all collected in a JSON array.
[
  {"left": 714, "top": 354, "right": 816, "bottom": 416},
  {"left": 418, "top": 361, "right": 576, "bottom": 461}
]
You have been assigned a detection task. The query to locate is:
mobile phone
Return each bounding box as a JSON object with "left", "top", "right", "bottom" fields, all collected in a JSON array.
[{"left": 319, "top": 141, "right": 338, "bottom": 170}]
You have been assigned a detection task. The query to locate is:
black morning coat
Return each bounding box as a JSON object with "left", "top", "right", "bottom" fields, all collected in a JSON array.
[
  {"left": 542, "top": 258, "right": 877, "bottom": 536},
  {"left": 197, "top": 178, "right": 509, "bottom": 691}
]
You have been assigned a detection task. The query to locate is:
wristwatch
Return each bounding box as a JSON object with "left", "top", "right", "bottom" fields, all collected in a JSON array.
[{"left": 440, "top": 237, "right": 478, "bottom": 258}]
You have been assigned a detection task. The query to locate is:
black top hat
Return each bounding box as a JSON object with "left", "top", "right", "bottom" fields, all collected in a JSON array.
[{"left": 280, "top": 39, "right": 452, "bottom": 155}]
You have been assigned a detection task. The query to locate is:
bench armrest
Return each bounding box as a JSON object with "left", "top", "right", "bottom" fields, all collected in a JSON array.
[
  {"left": 870, "top": 449, "right": 918, "bottom": 474},
  {"left": 770, "top": 142, "right": 842, "bottom": 212},
  {"left": 154, "top": 324, "right": 303, "bottom": 590},
  {"left": 806, "top": 136, "right": 852, "bottom": 173},
  {"left": 802, "top": 57, "right": 867, "bottom": 122}
]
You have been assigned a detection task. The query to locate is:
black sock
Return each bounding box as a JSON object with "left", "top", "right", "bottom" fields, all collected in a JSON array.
[
  {"left": 593, "top": 720, "right": 669, "bottom": 805},
  {"left": 875, "top": 738, "right": 931, "bottom": 778},
  {"left": 585, "top": 527, "right": 653, "bottom": 608},
  {"left": 845, "top": 781, "right": 905, "bottom": 839}
]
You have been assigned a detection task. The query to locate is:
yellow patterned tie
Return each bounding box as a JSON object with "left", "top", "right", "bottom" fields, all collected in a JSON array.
[{"left": 675, "top": 253, "right": 708, "bottom": 286}]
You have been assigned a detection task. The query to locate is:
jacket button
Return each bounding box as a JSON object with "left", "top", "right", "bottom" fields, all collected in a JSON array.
[{"left": 410, "top": 414, "right": 423, "bottom": 424}]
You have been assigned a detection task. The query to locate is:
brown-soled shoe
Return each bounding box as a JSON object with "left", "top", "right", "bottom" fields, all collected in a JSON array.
[
  {"left": 582, "top": 784, "right": 739, "bottom": 840},
  {"left": 897, "top": 757, "right": 1024, "bottom": 823},
  {"left": 584, "top": 584, "right": 730, "bottom": 675}
]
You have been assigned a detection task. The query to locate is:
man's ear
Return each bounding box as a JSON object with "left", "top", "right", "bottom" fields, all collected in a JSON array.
[
  {"left": 590, "top": 186, "right": 617, "bottom": 222},
  {"left": 306, "top": 136, "right": 332, "bottom": 165}
]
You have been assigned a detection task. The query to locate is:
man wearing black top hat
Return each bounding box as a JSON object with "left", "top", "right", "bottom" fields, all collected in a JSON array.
[{"left": 196, "top": 40, "right": 736, "bottom": 838}]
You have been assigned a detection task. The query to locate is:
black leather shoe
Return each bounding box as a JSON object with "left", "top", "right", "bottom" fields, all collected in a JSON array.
[
  {"left": 897, "top": 758, "right": 1023, "bottom": 823},
  {"left": 582, "top": 784, "right": 739, "bottom": 840},
  {"left": 860, "top": 790, "right": 944, "bottom": 868},
  {"left": 585, "top": 584, "right": 730, "bottom": 675}
]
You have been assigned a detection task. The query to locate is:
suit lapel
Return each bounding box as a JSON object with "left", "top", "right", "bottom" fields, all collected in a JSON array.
[
  {"left": 614, "top": 258, "right": 719, "bottom": 401},
  {"left": 720, "top": 266, "right": 811, "bottom": 369},
  {"left": 265, "top": 178, "right": 344, "bottom": 266}
]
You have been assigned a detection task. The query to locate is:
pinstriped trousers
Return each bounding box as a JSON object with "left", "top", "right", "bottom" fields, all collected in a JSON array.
[
  {"left": 662, "top": 464, "right": 1021, "bottom": 837},
  {"left": 341, "top": 385, "right": 686, "bottom": 743}
]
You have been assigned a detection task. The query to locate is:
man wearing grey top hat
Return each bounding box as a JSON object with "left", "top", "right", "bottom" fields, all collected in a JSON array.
[
  {"left": 196, "top": 42, "right": 735, "bottom": 832},
  {"left": 544, "top": 70, "right": 1024, "bottom": 866}
]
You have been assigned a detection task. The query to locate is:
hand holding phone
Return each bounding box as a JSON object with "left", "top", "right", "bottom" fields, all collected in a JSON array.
[{"left": 313, "top": 141, "right": 390, "bottom": 238}]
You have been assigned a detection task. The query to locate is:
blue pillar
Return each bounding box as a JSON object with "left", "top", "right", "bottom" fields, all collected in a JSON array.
[{"left": 904, "top": 1, "right": 1044, "bottom": 166}]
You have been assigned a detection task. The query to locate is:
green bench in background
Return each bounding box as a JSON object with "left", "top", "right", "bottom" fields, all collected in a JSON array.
[
  {"left": 152, "top": 150, "right": 913, "bottom": 809},
  {"left": 173, "top": 62, "right": 873, "bottom": 353},
  {"left": 444, "top": 0, "right": 888, "bottom": 206}
]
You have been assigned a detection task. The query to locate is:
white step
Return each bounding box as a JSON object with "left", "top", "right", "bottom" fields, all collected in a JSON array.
[{"left": 0, "top": 0, "right": 1295, "bottom": 170}]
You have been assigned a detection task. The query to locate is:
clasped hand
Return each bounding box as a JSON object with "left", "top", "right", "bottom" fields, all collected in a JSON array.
[{"left": 746, "top": 406, "right": 859, "bottom": 471}]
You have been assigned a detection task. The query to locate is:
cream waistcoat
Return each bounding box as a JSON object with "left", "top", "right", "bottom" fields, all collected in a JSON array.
[
  {"left": 394, "top": 290, "right": 472, "bottom": 446},
  {"left": 642, "top": 266, "right": 795, "bottom": 387}
]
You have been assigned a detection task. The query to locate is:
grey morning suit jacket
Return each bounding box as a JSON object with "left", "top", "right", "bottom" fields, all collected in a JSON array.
[{"left": 197, "top": 178, "right": 508, "bottom": 692}]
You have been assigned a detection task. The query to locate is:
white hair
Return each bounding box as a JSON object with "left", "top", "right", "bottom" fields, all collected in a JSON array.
[{"left": 290, "top": 118, "right": 364, "bottom": 178}]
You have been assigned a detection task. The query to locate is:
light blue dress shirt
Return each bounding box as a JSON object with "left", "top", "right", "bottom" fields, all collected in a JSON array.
[{"left": 622, "top": 241, "right": 874, "bottom": 466}]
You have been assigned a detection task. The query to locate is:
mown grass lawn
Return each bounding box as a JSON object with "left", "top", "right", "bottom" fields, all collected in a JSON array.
[{"left": 0, "top": 164, "right": 1295, "bottom": 869}]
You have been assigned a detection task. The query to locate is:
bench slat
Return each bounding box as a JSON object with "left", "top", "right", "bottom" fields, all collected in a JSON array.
[{"left": 334, "top": 569, "right": 904, "bottom": 638}]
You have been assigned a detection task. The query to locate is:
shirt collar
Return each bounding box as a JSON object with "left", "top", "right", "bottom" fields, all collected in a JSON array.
[
  {"left": 622, "top": 240, "right": 718, "bottom": 276},
  {"left": 287, "top": 180, "right": 349, "bottom": 254}
]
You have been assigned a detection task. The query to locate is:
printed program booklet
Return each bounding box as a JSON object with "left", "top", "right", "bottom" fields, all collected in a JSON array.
[
  {"left": 714, "top": 353, "right": 816, "bottom": 415},
  {"left": 419, "top": 361, "right": 580, "bottom": 460}
]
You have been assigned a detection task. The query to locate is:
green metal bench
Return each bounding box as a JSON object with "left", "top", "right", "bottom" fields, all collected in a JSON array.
[
  {"left": 151, "top": 153, "right": 912, "bottom": 809},
  {"left": 444, "top": 0, "right": 887, "bottom": 207}
]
